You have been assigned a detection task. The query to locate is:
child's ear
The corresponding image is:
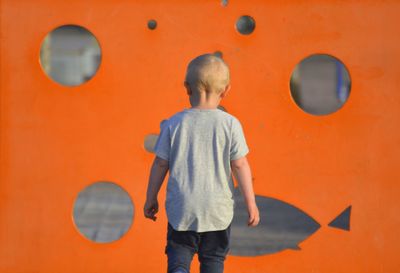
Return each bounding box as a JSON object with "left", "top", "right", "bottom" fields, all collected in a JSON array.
[{"left": 184, "top": 81, "right": 192, "bottom": 95}]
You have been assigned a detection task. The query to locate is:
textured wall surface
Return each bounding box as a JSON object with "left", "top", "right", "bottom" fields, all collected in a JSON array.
[{"left": 1, "top": 1, "right": 399, "bottom": 272}]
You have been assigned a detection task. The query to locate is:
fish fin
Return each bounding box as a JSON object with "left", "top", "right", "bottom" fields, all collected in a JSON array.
[{"left": 328, "top": 205, "right": 351, "bottom": 231}]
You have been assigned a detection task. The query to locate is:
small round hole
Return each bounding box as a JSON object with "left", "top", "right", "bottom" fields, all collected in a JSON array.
[
  {"left": 144, "top": 134, "right": 159, "bottom": 153},
  {"left": 213, "top": 51, "right": 223, "bottom": 59},
  {"left": 147, "top": 19, "right": 157, "bottom": 30},
  {"left": 236, "top": 15, "right": 256, "bottom": 35}
]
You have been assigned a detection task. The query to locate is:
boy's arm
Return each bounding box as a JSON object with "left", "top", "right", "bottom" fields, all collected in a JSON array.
[
  {"left": 144, "top": 156, "right": 169, "bottom": 221},
  {"left": 231, "top": 156, "right": 260, "bottom": 227}
]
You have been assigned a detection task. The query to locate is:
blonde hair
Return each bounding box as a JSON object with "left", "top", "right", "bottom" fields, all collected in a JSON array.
[{"left": 185, "top": 54, "right": 230, "bottom": 95}]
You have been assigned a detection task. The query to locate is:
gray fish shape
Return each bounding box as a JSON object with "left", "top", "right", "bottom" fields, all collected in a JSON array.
[{"left": 229, "top": 187, "right": 350, "bottom": 256}]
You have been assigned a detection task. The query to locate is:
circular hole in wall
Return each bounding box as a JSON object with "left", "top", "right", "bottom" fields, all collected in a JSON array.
[
  {"left": 144, "top": 134, "right": 159, "bottom": 153},
  {"left": 290, "top": 54, "right": 351, "bottom": 115},
  {"left": 147, "top": 19, "right": 157, "bottom": 30},
  {"left": 39, "top": 24, "right": 102, "bottom": 87},
  {"left": 72, "top": 181, "right": 134, "bottom": 243},
  {"left": 213, "top": 51, "right": 223, "bottom": 59},
  {"left": 236, "top": 15, "right": 256, "bottom": 35}
]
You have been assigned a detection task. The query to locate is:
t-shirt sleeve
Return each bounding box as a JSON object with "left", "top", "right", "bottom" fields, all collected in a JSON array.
[
  {"left": 230, "top": 118, "right": 250, "bottom": 161},
  {"left": 153, "top": 119, "right": 170, "bottom": 161}
]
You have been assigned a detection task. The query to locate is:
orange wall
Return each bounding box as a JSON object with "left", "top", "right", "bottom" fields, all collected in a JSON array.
[{"left": 1, "top": 0, "right": 399, "bottom": 272}]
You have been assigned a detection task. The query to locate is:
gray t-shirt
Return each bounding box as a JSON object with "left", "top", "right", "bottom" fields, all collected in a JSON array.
[{"left": 153, "top": 107, "right": 249, "bottom": 232}]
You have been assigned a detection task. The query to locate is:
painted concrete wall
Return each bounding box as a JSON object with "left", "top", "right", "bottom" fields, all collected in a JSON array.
[{"left": 1, "top": 1, "right": 399, "bottom": 272}]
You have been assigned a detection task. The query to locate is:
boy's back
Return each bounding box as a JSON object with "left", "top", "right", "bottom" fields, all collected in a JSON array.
[
  {"left": 154, "top": 107, "right": 249, "bottom": 232},
  {"left": 144, "top": 53, "right": 259, "bottom": 273}
]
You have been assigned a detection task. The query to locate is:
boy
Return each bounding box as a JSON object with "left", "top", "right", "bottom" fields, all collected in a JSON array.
[{"left": 144, "top": 54, "right": 260, "bottom": 273}]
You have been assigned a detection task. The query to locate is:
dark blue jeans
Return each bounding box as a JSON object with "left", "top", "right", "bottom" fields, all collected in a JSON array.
[{"left": 165, "top": 222, "right": 231, "bottom": 273}]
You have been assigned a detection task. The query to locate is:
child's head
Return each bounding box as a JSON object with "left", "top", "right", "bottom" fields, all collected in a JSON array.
[{"left": 184, "top": 54, "right": 231, "bottom": 102}]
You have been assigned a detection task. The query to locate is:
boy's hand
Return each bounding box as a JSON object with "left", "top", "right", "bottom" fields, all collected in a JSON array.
[
  {"left": 247, "top": 203, "right": 260, "bottom": 227},
  {"left": 144, "top": 198, "right": 159, "bottom": 221}
]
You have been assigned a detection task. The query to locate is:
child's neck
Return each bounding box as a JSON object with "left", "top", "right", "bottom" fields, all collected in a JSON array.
[
  {"left": 190, "top": 105, "right": 218, "bottom": 110},
  {"left": 189, "top": 93, "right": 221, "bottom": 110}
]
